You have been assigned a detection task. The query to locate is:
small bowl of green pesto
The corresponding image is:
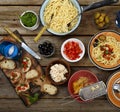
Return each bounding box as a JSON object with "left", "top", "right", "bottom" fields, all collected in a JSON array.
[{"left": 20, "top": 10, "right": 39, "bottom": 31}]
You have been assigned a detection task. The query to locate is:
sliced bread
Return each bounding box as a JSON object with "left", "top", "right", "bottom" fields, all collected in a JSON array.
[
  {"left": 43, "top": 84, "right": 57, "bottom": 95},
  {"left": 25, "top": 69, "right": 39, "bottom": 79},
  {"left": 9, "top": 71, "right": 21, "bottom": 83},
  {"left": 22, "top": 57, "right": 32, "bottom": 73},
  {"left": 0, "top": 59, "right": 16, "bottom": 69}
]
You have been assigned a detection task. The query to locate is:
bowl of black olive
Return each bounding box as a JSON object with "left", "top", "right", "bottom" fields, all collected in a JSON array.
[{"left": 38, "top": 40, "right": 55, "bottom": 57}]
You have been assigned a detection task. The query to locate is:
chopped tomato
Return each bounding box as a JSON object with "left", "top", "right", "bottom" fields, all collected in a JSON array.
[
  {"left": 22, "top": 58, "right": 29, "bottom": 70},
  {"left": 11, "top": 72, "right": 17, "bottom": 80},
  {"left": 100, "top": 44, "right": 113, "bottom": 60},
  {"left": 64, "top": 41, "right": 82, "bottom": 60},
  {"left": 17, "top": 86, "right": 21, "bottom": 91},
  {"left": 16, "top": 83, "right": 29, "bottom": 92}
]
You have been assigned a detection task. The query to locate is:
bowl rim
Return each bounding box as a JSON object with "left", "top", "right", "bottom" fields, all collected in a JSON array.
[
  {"left": 61, "top": 38, "right": 85, "bottom": 62},
  {"left": 106, "top": 70, "right": 120, "bottom": 109},
  {"left": 88, "top": 30, "right": 120, "bottom": 71},
  {"left": 38, "top": 40, "right": 55, "bottom": 57},
  {"left": 46, "top": 59, "right": 71, "bottom": 85},
  {"left": 39, "top": 0, "right": 82, "bottom": 36},
  {"left": 20, "top": 10, "right": 39, "bottom": 30},
  {"left": 68, "top": 70, "right": 99, "bottom": 103}
]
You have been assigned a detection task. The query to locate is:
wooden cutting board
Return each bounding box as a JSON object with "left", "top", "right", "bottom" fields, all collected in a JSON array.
[{"left": 0, "top": 31, "right": 52, "bottom": 106}]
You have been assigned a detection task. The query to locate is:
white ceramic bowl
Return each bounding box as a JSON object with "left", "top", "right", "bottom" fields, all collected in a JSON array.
[
  {"left": 61, "top": 38, "right": 85, "bottom": 62},
  {"left": 39, "top": 0, "right": 81, "bottom": 36},
  {"left": 20, "top": 10, "right": 39, "bottom": 31}
]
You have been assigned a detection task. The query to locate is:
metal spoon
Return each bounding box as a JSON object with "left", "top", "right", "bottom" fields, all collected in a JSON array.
[{"left": 113, "top": 83, "right": 120, "bottom": 92}]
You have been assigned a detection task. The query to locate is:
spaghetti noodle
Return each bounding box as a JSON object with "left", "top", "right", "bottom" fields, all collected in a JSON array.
[
  {"left": 92, "top": 35, "right": 120, "bottom": 66},
  {"left": 43, "top": 0, "right": 79, "bottom": 33}
]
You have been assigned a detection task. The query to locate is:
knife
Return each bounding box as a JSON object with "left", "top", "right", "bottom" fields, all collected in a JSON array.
[{"left": 4, "top": 27, "right": 41, "bottom": 60}]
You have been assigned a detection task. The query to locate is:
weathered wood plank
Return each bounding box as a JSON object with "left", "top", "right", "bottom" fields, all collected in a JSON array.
[
  {"left": 0, "top": 6, "right": 119, "bottom": 35},
  {"left": 0, "top": 0, "right": 119, "bottom": 5},
  {"left": 0, "top": 66, "right": 117, "bottom": 98},
  {"left": 0, "top": 35, "right": 95, "bottom": 66},
  {"left": 1, "top": 35, "right": 118, "bottom": 67},
  {"left": 0, "top": 98, "right": 119, "bottom": 112},
  {"left": 0, "top": 1, "right": 119, "bottom": 111}
]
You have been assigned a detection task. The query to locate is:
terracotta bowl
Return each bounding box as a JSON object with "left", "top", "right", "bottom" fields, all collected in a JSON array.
[
  {"left": 68, "top": 70, "right": 98, "bottom": 103},
  {"left": 107, "top": 71, "right": 120, "bottom": 108},
  {"left": 88, "top": 30, "right": 120, "bottom": 70},
  {"left": 46, "top": 59, "right": 71, "bottom": 85}
]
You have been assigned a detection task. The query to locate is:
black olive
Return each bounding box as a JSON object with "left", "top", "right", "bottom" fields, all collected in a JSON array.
[
  {"left": 95, "top": 39, "right": 99, "bottom": 43},
  {"left": 43, "top": 42, "right": 47, "bottom": 46},
  {"left": 93, "top": 39, "right": 99, "bottom": 47},
  {"left": 93, "top": 42, "right": 98, "bottom": 47},
  {"left": 38, "top": 44, "right": 42, "bottom": 48},
  {"left": 38, "top": 41, "right": 54, "bottom": 56},
  {"left": 47, "top": 52, "right": 51, "bottom": 55}
]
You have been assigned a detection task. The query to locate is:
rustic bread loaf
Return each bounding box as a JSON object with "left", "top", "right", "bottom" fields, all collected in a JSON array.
[
  {"left": 25, "top": 69, "right": 39, "bottom": 79},
  {"left": 0, "top": 59, "right": 16, "bottom": 69},
  {"left": 43, "top": 84, "right": 57, "bottom": 95}
]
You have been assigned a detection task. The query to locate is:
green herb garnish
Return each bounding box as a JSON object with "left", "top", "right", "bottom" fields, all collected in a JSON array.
[
  {"left": 105, "top": 50, "right": 109, "bottom": 54},
  {"left": 20, "top": 12, "right": 37, "bottom": 27},
  {"left": 28, "top": 93, "right": 39, "bottom": 104}
]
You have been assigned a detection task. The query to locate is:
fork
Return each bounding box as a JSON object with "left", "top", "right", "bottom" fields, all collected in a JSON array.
[{"left": 113, "top": 83, "right": 120, "bottom": 92}]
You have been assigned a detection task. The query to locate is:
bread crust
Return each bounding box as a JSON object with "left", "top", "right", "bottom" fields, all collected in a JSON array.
[
  {"left": 25, "top": 69, "right": 39, "bottom": 80},
  {"left": 43, "top": 84, "right": 57, "bottom": 95},
  {"left": 0, "top": 59, "right": 16, "bottom": 70}
]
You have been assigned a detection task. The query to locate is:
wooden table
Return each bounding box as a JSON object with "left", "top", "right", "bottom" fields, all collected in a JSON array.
[{"left": 0, "top": 0, "right": 120, "bottom": 112}]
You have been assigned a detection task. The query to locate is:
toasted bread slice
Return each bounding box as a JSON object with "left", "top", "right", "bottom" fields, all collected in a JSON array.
[
  {"left": 22, "top": 57, "right": 32, "bottom": 73},
  {"left": 0, "top": 59, "right": 16, "bottom": 69},
  {"left": 43, "top": 84, "right": 57, "bottom": 95},
  {"left": 25, "top": 69, "right": 39, "bottom": 79},
  {"left": 9, "top": 71, "right": 21, "bottom": 83},
  {"left": 16, "top": 83, "right": 30, "bottom": 93}
]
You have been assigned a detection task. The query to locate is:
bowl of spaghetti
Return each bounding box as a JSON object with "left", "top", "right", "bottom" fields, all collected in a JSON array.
[
  {"left": 88, "top": 30, "right": 120, "bottom": 70},
  {"left": 40, "top": 0, "right": 81, "bottom": 36}
]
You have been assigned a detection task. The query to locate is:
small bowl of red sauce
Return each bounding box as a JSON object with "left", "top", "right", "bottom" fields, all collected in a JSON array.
[{"left": 61, "top": 38, "right": 85, "bottom": 62}]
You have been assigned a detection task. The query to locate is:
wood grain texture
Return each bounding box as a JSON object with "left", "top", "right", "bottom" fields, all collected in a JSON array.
[
  {"left": 0, "top": 0, "right": 120, "bottom": 111},
  {"left": 0, "top": 99, "right": 119, "bottom": 112},
  {"left": 0, "top": 6, "right": 120, "bottom": 35},
  {"left": 0, "top": 0, "right": 120, "bottom": 5},
  {"left": 0, "top": 66, "right": 117, "bottom": 98}
]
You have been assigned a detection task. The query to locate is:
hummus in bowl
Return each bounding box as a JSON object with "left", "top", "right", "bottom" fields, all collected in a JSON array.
[{"left": 88, "top": 31, "right": 120, "bottom": 70}]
